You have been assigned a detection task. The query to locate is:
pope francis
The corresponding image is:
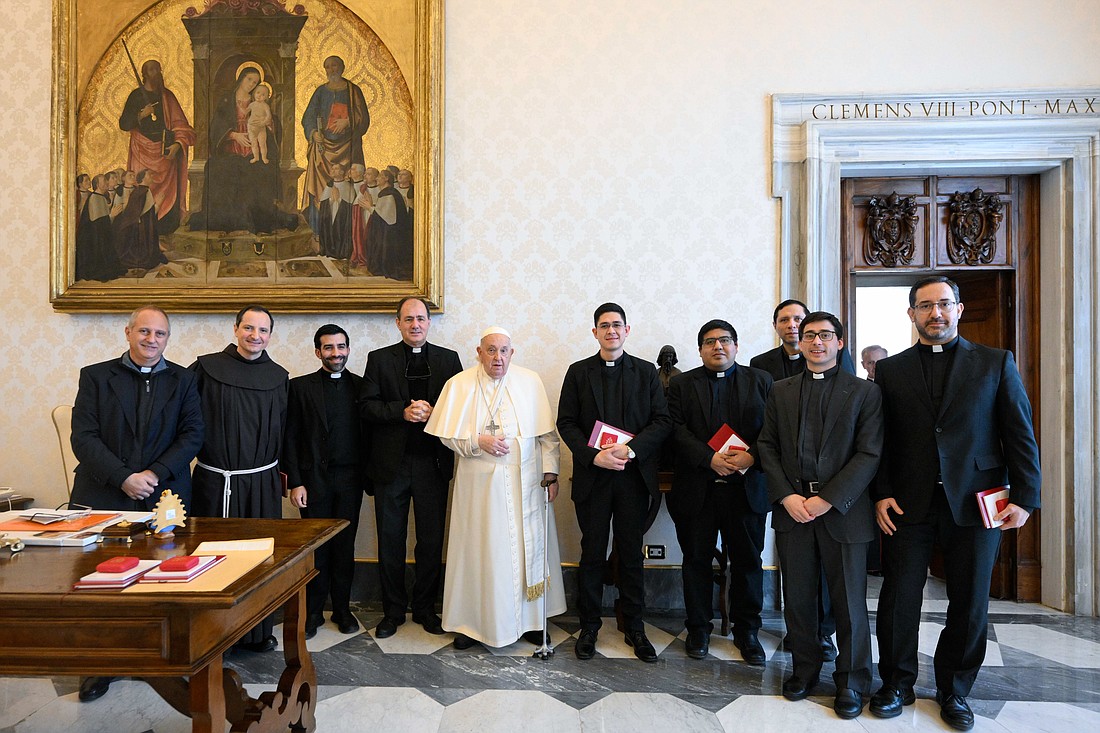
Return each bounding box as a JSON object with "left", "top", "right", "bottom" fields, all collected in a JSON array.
[{"left": 425, "top": 326, "right": 566, "bottom": 649}]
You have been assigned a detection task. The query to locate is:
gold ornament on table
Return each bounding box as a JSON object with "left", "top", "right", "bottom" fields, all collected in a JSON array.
[{"left": 151, "top": 489, "right": 188, "bottom": 539}]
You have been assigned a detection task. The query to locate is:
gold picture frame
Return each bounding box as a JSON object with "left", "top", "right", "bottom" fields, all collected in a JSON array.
[{"left": 50, "top": 0, "right": 444, "bottom": 313}]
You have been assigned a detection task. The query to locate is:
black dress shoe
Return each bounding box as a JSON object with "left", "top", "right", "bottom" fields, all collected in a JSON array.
[
  {"left": 685, "top": 629, "right": 709, "bottom": 659},
  {"left": 374, "top": 616, "right": 403, "bottom": 639},
  {"left": 820, "top": 635, "right": 838, "bottom": 662},
  {"left": 305, "top": 612, "right": 325, "bottom": 638},
  {"left": 733, "top": 632, "right": 766, "bottom": 666},
  {"left": 452, "top": 633, "right": 477, "bottom": 650},
  {"left": 833, "top": 688, "right": 864, "bottom": 719},
  {"left": 624, "top": 629, "right": 658, "bottom": 663},
  {"left": 522, "top": 629, "right": 551, "bottom": 646},
  {"left": 575, "top": 629, "right": 598, "bottom": 660},
  {"left": 413, "top": 612, "right": 445, "bottom": 635},
  {"left": 78, "top": 676, "right": 112, "bottom": 702},
  {"left": 332, "top": 612, "right": 360, "bottom": 634},
  {"left": 236, "top": 634, "right": 278, "bottom": 653},
  {"left": 869, "top": 685, "right": 915, "bottom": 718},
  {"left": 936, "top": 691, "right": 975, "bottom": 731},
  {"left": 782, "top": 672, "right": 819, "bottom": 701}
]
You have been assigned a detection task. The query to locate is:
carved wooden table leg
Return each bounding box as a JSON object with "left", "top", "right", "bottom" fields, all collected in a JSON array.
[
  {"left": 190, "top": 654, "right": 226, "bottom": 733},
  {"left": 226, "top": 588, "right": 317, "bottom": 732}
]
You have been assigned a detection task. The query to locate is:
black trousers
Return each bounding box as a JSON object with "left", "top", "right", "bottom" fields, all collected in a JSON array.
[
  {"left": 299, "top": 465, "right": 363, "bottom": 617},
  {"left": 575, "top": 475, "right": 649, "bottom": 633},
  {"left": 875, "top": 492, "right": 1003, "bottom": 696},
  {"left": 673, "top": 480, "right": 765, "bottom": 635},
  {"left": 373, "top": 454, "right": 449, "bottom": 620},
  {"left": 776, "top": 521, "right": 872, "bottom": 693}
]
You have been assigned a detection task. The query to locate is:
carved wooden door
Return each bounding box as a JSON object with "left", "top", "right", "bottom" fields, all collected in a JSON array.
[{"left": 841, "top": 175, "right": 1041, "bottom": 601}]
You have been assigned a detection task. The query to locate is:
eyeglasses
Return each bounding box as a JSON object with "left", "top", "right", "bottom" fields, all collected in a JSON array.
[
  {"left": 596, "top": 321, "right": 626, "bottom": 332},
  {"left": 913, "top": 300, "right": 959, "bottom": 314},
  {"left": 801, "top": 330, "right": 837, "bottom": 342},
  {"left": 701, "top": 336, "right": 735, "bottom": 347}
]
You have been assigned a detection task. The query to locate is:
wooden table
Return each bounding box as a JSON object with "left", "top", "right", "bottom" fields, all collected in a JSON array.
[{"left": 0, "top": 517, "right": 345, "bottom": 732}]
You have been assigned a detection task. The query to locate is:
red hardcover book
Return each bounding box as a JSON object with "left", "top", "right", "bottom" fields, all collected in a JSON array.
[
  {"left": 975, "top": 485, "right": 1011, "bottom": 529},
  {"left": 138, "top": 554, "right": 226, "bottom": 583},
  {"left": 96, "top": 556, "right": 140, "bottom": 574},
  {"left": 587, "top": 420, "right": 635, "bottom": 449},
  {"left": 707, "top": 424, "right": 751, "bottom": 475},
  {"left": 159, "top": 555, "right": 201, "bottom": 572}
]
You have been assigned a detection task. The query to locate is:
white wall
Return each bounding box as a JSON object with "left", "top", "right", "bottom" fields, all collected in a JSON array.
[{"left": 2, "top": 0, "right": 1098, "bottom": 563}]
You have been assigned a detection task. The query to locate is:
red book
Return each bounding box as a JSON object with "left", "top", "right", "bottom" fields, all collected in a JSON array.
[
  {"left": 975, "top": 485, "right": 1011, "bottom": 529},
  {"left": 587, "top": 420, "right": 635, "bottom": 449},
  {"left": 159, "top": 555, "right": 201, "bottom": 572},
  {"left": 138, "top": 554, "right": 226, "bottom": 583},
  {"left": 707, "top": 424, "right": 749, "bottom": 453},
  {"left": 96, "top": 556, "right": 140, "bottom": 574},
  {"left": 707, "top": 424, "right": 750, "bottom": 475}
]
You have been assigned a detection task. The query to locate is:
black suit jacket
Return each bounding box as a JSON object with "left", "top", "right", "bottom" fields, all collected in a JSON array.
[
  {"left": 757, "top": 369, "right": 883, "bottom": 543},
  {"left": 749, "top": 343, "right": 857, "bottom": 382},
  {"left": 667, "top": 364, "right": 773, "bottom": 517},
  {"left": 872, "top": 338, "right": 1041, "bottom": 526},
  {"left": 557, "top": 352, "right": 672, "bottom": 504},
  {"left": 70, "top": 356, "right": 204, "bottom": 510},
  {"left": 283, "top": 369, "right": 367, "bottom": 497},
  {"left": 359, "top": 341, "right": 462, "bottom": 484}
]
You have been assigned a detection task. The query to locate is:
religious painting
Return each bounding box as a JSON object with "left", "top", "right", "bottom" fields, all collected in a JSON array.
[{"left": 50, "top": 0, "right": 444, "bottom": 313}]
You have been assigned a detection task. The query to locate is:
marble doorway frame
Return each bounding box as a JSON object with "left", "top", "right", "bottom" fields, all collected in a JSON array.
[{"left": 771, "top": 90, "right": 1100, "bottom": 615}]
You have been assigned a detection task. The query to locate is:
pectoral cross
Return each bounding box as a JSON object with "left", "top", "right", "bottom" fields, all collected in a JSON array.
[{"left": 485, "top": 417, "right": 501, "bottom": 435}]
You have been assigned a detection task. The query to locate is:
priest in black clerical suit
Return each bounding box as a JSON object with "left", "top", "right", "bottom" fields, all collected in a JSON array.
[
  {"left": 70, "top": 306, "right": 203, "bottom": 704},
  {"left": 360, "top": 297, "right": 462, "bottom": 638},
  {"left": 749, "top": 298, "right": 854, "bottom": 660},
  {"left": 557, "top": 303, "right": 672, "bottom": 663},
  {"left": 757, "top": 311, "right": 882, "bottom": 719},
  {"left": 71, "top": 307, "right": 203, "bottom": 512},
  {"left": 667, "top": 319, "right": 773, "bottom": 663},
  {"left": 284, "top": 324, "right": 367, "bottom": 638},
  {"left": 870, "top": 277, "right": 1040, "bottom": 728}
]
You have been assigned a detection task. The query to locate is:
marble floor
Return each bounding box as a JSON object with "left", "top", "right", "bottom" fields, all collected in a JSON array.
[{"left": 3, "top": 578, "right": 1100, "bottom": 732}]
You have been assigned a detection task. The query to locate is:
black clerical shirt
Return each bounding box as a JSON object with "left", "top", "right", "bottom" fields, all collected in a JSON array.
[
  {"left": 917, "top": 336, "right": 960, "bottom": 416},
  {"left": 797, "top": 364, "right": 841, "bottom": 485}
]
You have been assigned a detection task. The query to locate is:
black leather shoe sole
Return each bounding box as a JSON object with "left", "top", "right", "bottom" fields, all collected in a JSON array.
[{"left": 78, "top": 676, "right": 112, "bottom": 702}]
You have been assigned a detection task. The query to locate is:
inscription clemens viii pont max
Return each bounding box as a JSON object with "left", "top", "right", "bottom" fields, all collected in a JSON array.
[{"left": 810, "top": 96, "right": 1099, "bottom": 121}]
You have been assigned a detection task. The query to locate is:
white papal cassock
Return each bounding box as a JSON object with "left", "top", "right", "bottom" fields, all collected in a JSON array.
[{"left": 425, "top": 363, "right": 566, "bottom": 647}]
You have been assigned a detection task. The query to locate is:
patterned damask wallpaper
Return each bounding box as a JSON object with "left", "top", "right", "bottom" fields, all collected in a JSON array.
[{"left": 2, "top": 0, "right": 1097, "bottom": 562}]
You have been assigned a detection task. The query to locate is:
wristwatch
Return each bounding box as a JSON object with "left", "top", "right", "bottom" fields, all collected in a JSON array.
[{"left": 627, "top": 448, "right": 636, "bottom": 460}]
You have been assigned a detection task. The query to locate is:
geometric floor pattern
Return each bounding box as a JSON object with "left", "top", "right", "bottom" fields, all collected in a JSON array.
[{"left": 3, "top": 578, "right": 1100, "bottom": 732}]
